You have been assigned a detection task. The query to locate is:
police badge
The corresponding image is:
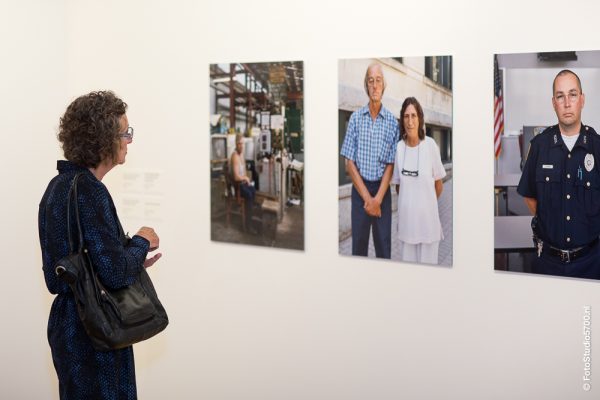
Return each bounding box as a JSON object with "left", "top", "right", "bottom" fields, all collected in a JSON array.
[{"left": 585, "top": 153, "right": 595, "bottom": 172}]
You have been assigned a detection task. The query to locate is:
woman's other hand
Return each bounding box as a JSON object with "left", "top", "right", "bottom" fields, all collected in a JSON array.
[{"left": 144, "top": 252, "right": 162, "bottom": 268}]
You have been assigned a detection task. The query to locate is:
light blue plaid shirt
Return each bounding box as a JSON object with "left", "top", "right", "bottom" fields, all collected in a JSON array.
[{"left": 340, "top": 104, "right": 399, "bottom": 181}]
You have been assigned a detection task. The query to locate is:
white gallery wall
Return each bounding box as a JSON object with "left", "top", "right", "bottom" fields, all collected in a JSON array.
[
  {"left": 0, "top": 0, "right": 68, "bottom": 395},
  {"left": 3, "top": 0, "right": 600, "bottom": 399}
]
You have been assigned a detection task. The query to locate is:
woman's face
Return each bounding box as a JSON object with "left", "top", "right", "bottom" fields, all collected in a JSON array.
[
  {"left": 403, "top": 104, "right": 420, "bottom": 138},
  {"left": 116, "top": 114, "right": 130, "bottom": 165}
]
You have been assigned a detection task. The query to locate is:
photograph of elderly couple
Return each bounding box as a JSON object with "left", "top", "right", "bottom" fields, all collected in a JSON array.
[
  {"left": 338, "top": 57, "right": 453, "bottom": 266},
  {"left": 494, "top": 50, "right": 600, "bottom": 281}
]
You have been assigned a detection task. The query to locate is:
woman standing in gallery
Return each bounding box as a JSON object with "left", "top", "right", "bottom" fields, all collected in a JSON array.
[
  {"left": 392, "top": 97, "right": 446, "bottom": 264},
  {"left": 38, "top": 91, "right": 162, "bottom": 399}
]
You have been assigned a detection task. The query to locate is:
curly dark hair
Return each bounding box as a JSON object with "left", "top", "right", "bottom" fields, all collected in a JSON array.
[
  {"left": 399, "top": 96, "right": 425, "bottom": 141},
  {"left": 58, "top": 91, "right": 127, "bottom": 168}
]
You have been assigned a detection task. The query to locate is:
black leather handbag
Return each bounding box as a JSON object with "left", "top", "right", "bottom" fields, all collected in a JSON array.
[{"left": 55, "top": 173, "right": 168, "bottom": 351}]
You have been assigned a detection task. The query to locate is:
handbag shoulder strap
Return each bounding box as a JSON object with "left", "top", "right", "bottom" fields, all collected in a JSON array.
[
  {"left": 66, "top": 173, "right": 85, "bottom": 253},
  {"left": 66, "top": 172, "right": 104, "bottom": 301}
]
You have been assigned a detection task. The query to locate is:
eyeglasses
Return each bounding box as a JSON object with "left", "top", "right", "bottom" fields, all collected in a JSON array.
[
  {"left": 401, "top": 141, "right": 419, "bottom": 177},
  {"left": 118, "top": 126, "right": 134, "bottom": 141},
  {"left": 554, "top": 92, "right": 581, "bottom": 105}
]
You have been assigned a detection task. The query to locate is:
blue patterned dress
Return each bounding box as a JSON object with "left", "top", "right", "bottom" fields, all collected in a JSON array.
[{"left": 39, "top": 160, "right": 150, "bottom": 400}]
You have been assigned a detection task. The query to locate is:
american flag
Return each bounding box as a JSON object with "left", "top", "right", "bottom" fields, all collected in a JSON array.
[{"left": 494, "top": 55, "right": 504, "bottom": 159}]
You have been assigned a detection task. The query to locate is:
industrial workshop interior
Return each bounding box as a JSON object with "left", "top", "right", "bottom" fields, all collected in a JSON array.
[{"left": 209, "top": 62, "right": 304, "bottom": 250}]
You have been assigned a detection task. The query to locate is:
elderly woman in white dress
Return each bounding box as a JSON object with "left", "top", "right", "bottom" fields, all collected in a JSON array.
[{"left": 392, "top": 97, "right": 446, "bottom": 264}]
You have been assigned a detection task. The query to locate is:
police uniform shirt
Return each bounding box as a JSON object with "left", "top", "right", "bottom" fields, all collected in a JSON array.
[{"left": 517, "top": 124, "right": 600, "bottom": 249}]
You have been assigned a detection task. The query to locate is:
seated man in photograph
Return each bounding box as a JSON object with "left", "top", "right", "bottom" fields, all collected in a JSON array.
[
  {"left": 230, "top": 134, "right": 257, "bottom": 233},
  {"left": 518, "top": 69, "right": 600, "bottom": 279}
]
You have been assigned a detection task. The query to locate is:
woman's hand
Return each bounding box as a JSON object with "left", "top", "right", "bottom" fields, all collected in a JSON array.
[
  {"left": 144, "top": 252, "right": 163, "bottom": 269},
  {"left": 136, "top": 226, "right": 160, "bottom": 250}
]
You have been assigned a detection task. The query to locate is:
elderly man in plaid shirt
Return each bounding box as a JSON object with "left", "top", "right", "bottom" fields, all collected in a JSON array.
[{"left": 341, "top": 62, "right": 399, "bottom": 258}]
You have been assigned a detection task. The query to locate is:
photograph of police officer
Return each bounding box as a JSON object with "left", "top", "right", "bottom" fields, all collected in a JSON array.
[{"left": 494, "top": 51, "right": 600, "bottom": 279}]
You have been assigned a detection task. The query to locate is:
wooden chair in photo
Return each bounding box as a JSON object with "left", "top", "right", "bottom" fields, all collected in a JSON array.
[{"left": 224, "top": 161, "right": 246, "bottom": 232}]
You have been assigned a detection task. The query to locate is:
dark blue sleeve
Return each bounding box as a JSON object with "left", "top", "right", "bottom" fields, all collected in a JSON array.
[
  {"left": 39, "top": 178, "right": 67, "bottom": 295},
  {"left": 77, "top": 177, "right": 149, "bottom": 290},
  {"left": 517, "top": 138, "right": 538, "bottom": 199}
]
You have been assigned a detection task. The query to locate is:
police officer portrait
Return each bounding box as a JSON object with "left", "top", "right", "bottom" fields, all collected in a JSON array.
[
  {"left": 494, "top": 51, "right": 600, "bottom": 279},
  {"left": 339, "top": 57, "right": 453, "bottom": 265}
]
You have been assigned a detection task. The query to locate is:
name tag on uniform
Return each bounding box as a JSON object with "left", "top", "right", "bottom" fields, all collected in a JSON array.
[{"left": 542, "top": 164, "right": 554, "bottom": 169}]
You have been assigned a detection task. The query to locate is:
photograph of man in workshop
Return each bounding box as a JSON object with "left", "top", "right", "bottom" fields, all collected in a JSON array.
[
  {"left": 209, "top": 61, "right": 304, "bottom": 250},
  {"left": 493, "top": 50, "right": 600, "bottom": 279},
  {"left": 338, "top": 57, "right": 453, "bottom": 265}
]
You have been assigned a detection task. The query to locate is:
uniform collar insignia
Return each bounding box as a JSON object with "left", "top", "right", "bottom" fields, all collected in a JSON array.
[{"left": 574, "top": 129, "right": 590, "bottom": 150}]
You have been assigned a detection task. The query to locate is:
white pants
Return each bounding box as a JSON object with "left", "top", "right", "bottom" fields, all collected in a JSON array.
[{"left": 398, "top": 241, "right": 440, "bottom": 265}]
